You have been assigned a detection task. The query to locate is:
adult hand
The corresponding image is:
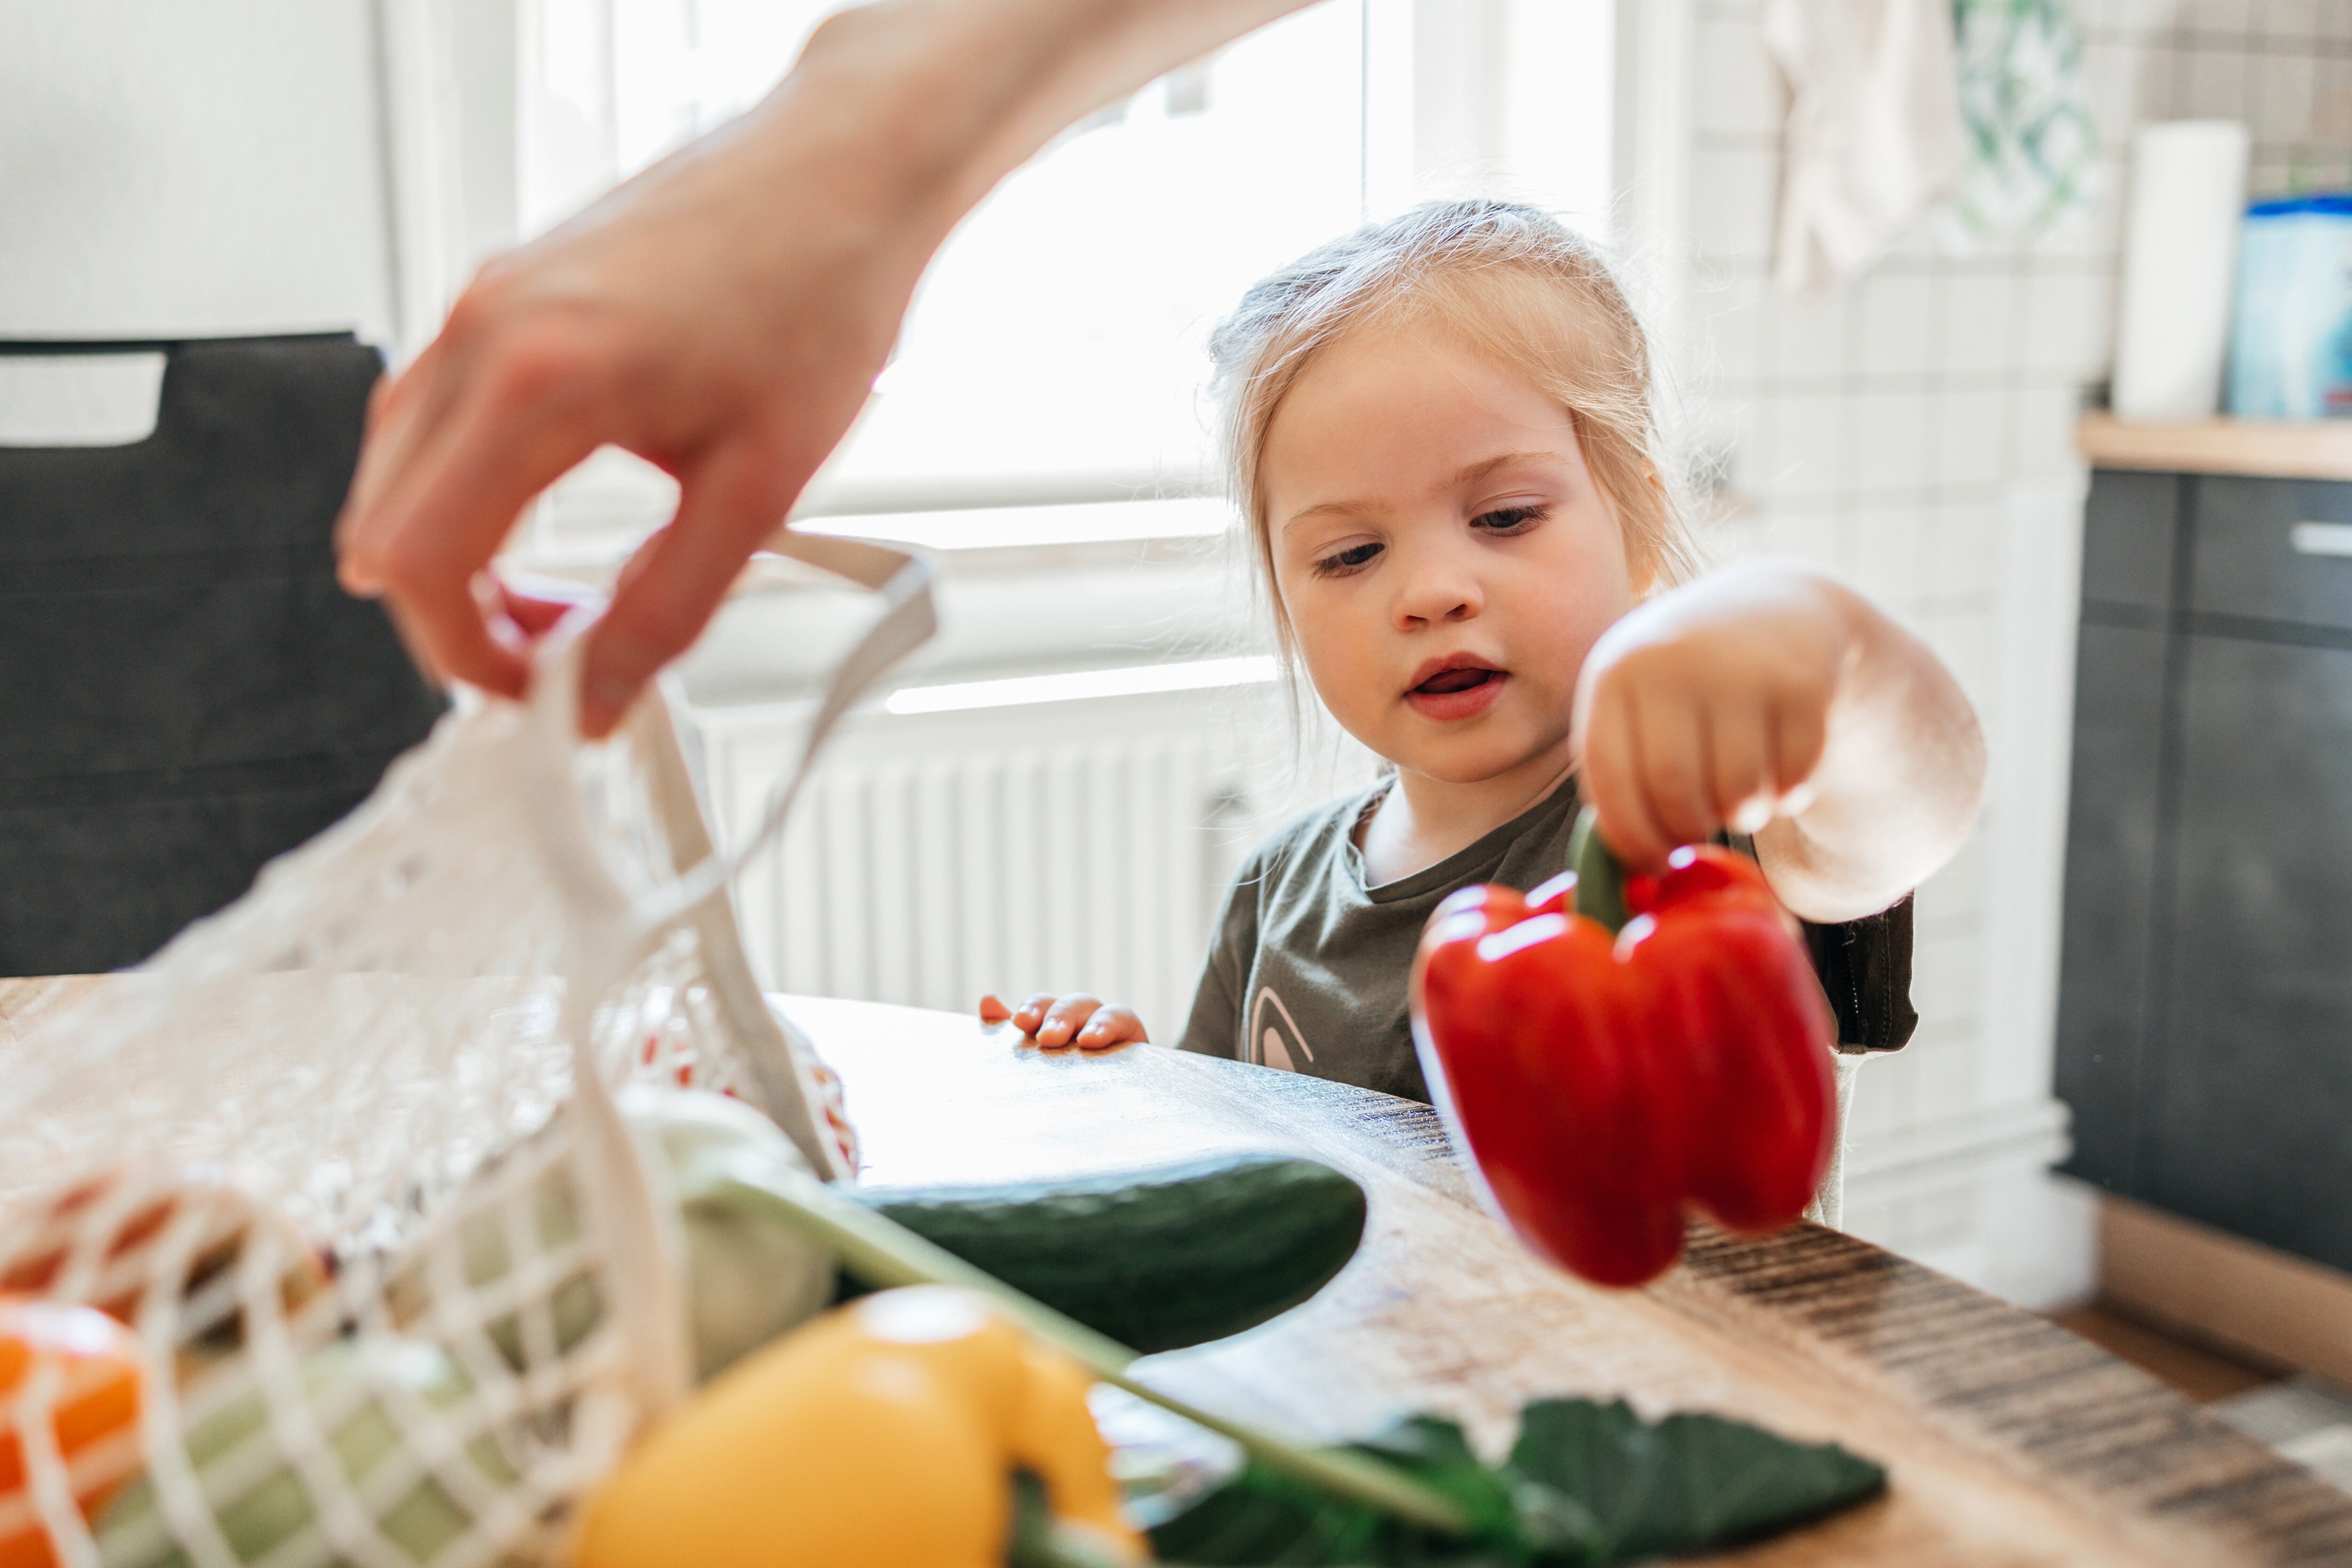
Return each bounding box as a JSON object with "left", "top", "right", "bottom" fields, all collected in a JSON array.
[
  {"left": 335, "top": 0, "right": 1312, "bottom": 738},
  {"left": 337, "top": 34, "right": 937, "bottom": 735}
]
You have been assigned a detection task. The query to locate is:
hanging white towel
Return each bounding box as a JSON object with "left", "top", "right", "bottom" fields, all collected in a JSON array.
[{"left": 1764, "top": 0, "right": 1965, "bottom": 291}]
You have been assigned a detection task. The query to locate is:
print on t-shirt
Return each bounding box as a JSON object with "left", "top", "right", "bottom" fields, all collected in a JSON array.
[{"left": 1250, "top": 987, "right": 1315, "bottom": 1073}]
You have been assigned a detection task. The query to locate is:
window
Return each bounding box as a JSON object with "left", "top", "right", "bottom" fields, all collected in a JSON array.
[{"left": 511, "top": 0, "right": 1613, "bottom": 552}]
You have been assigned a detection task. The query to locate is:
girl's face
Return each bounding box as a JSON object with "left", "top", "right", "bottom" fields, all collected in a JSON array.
[{"left": 1262, "top": 321, "right": 1640, "bottom": 788}]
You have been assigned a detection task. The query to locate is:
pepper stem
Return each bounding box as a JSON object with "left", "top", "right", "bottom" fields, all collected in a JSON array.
[
  {"left": 1568, "top": 804, "right": 1630, "bottom": 935},
  {"left": 723, "top": 1153, "right": 1474, "bottom": 1538}
]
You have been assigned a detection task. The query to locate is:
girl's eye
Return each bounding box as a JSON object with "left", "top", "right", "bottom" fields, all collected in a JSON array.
[
  {"left": 1473, "top": 503, "right": 1549, "bottom": 534},
  {"left": 1313, "top": 540, "right": 1384, "bottom": 577}
]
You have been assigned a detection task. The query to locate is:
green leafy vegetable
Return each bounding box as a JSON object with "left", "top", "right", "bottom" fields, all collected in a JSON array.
[{"left": 1142, "top": 1398, "right": 1886, "bottom": 1567}]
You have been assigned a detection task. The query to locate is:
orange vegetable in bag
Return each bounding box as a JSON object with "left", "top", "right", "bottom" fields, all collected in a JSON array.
[
  {"left": 0, "top": 1296, "right": 143, "bottom": 1568},
  {"left": 576, "top": 1286, "right": 1143, "bottom": 1568}
]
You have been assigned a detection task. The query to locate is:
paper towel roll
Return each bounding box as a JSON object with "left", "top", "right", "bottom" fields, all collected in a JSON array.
[{"left": 2112, "top": 121, "right": 2251, "bottom": 422}]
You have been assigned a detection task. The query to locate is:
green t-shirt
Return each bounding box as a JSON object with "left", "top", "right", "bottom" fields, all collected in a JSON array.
[{"left": 1175, "top": 778, "right": 1916, "bottom": 1102}]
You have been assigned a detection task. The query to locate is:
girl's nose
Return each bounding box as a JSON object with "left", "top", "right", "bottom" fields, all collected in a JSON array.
[{"left": 1392, "top": 545, "right": 1484, "bottom": 629}]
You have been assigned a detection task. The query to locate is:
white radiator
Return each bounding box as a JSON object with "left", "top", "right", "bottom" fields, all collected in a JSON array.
[{"left": 689, "top": 684, "right": 1372, "bottom": 1040}]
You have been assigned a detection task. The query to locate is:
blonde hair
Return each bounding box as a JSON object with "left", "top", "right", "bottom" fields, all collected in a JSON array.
[{"left": 1207, "top": 199, "right": 1697, "bottom": 653}]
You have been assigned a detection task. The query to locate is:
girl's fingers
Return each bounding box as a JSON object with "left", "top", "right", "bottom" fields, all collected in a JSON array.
[
  {"left": 977, "top": 994, "right": 1012, "bottom": 1026},
  {"left": 1035, "top": 994, "right": 1105, "bottom": 1049},
  {"left": 1011, "top": 993, "right": 1059, "bottom": 1033},
  {"left": 1770, "top": 693, "right": 1832, "bottom": 802},
  {"left": 1629, "top": 685, "right": 1717, "bottom": 855},
  {"left": 1580, "top": 681, "right": 1677, "bottom": 870},
  {"left": 1706, "top": 702, "right": 1776, "bottom": 836},
  {"left": 1074, "top": 1004, "right": 1147, "bottom": 1050}
]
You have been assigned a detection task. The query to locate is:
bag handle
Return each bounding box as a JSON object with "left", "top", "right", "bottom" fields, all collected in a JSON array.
[{"left": 630, "top": 528, "right": 937, "bottom": 932}]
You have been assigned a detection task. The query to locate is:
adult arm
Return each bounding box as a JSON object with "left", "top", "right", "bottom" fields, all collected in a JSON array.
[
  {"left": 1572, "top": 563, "right": 1985, "bottom": 923},
  {"left": 336, "top": 0, "right": 1314, "bottom": 735}
]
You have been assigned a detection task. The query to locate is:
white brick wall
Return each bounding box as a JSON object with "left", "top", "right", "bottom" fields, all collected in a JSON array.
[{"left": 1673, "top": 0, "right": 2352, "bottom": 1304}]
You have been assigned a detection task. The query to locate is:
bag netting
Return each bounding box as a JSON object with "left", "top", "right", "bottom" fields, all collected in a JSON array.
[{"left": 0, "top": 532, "right": 933, "bottom": 1568}]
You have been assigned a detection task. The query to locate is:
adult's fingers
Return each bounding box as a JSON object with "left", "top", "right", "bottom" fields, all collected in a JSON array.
[
  {"left": 579, "top": 434, "right": 803, "bottom": 738},
  {"left": 341, "top": 366, "right": 608, "bottom": 697},
  {"left": 338, "top": 334, "right": 468, "bottom": 590}
]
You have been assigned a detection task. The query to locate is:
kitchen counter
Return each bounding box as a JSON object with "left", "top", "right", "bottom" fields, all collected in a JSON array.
[{"left": 2078, "top": 411, "right": 2352, "bottom": 480}]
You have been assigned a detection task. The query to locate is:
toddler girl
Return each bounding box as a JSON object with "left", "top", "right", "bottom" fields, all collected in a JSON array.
[{"left": 986, "top": 202, "right": 1982, "bottom": 1209}]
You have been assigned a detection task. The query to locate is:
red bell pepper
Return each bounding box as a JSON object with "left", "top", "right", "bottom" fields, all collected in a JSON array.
[{"left": 1409, "top": 809, "right": 1836, "bottom": 1288}]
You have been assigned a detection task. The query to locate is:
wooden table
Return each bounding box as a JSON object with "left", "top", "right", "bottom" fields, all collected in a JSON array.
[
  {"left": 8, "top": 977, "right": 2352, "bottom": 1564},
  {"left": 787, "top": 995, "right": 2352, "bottom": 1568}
]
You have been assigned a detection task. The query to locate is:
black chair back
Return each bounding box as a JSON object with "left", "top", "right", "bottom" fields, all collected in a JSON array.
[{"left": 0, "top": 333, "right": 445, "bottom": 974}]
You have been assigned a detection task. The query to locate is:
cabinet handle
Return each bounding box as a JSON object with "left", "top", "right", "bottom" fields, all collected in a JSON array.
[{"left": 2290, "top": 522, "right": 2352, "bottom": 557}]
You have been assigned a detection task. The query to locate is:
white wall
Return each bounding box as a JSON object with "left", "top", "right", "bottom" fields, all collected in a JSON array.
[
  {"left": 1672, "top": 0, "right": 2352, "bottom": 1308},
  {"left": 0, "top": 1, "right": 400, "bottom": 343}
]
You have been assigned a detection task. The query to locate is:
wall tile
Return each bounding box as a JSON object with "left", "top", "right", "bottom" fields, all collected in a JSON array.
[
  {"left": 2255, "top": 49, "right": 2319, "bottom": 143},
  {"left": 2185, "top": 0, "right": 2258, "bottom": 32},
  {"left": 2183, "top": 44, "right": 2251, "bottom": 116},
  {"left": 1856, "top": 392, "right": 1931, "bottom": 491},
  {"left": 1933, "top": 388, "right": 2010, "bottom": 487},
  {"left": 1853, "top": 502, "right": 1927, "bottom": 601},
  {"left": 1762, "top": 390, "right": 1850, "bottom": 496},
  {"left": 1768, "top": 290, "right": 1851, "bottom": 381},
  {"left": 1691, "top": 274, "right": 1767, "bottom": 384},
  {"left": 2264, "top": 0, "right": 2323, "bottom": 35},
  {"left": 1857, "top": 273, "right": 1938, "bottom": 377},
  {"left": 2010, "top": 382, "right": 2086, "bottom": 478},
  {"left": 1689, "top": 146, "right": 1778, "bottom": 259},
  {"left": 1941, "top": 273, "right": 2019, "bottom": 376},
  {"left": 1927, "top": 500, "right": 2004, "bottom": 599},
  {"left": 1694, "top": 15, "right": 1780, "bottom": 138},
  {"left": 1760, "top": 507, "right": 1843, "bottom": 572},
  {"left": 2087, "top": 37, "right": 2153, "bottom": 149},
  {"left": 2019, "top": 270, "right": 2116, "bottom": 379},
  {"left": 2102, "top": 0, "right": 2192, "bottom": 34}
]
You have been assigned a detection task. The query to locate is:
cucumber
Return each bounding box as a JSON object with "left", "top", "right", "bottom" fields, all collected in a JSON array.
[{"left": 846, "top": 1154, "right": 1367, "bottom": 1354}]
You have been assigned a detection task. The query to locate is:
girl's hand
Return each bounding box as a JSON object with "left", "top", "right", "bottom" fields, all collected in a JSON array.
[
  {"left": 979, "top": 993, "right": 1148, "bottom": 1050},
  {"left": 1570, "top": 563, "right": 1982, "bottom": 922}
]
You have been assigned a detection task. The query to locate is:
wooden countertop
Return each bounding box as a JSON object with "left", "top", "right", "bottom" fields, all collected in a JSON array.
[
  {"left": 784, "top": 994, "right": 2352, "bottom": 1566},
  {"left": 2079, "top": 411, "right": 2352, "bottom": 480},
  {"left": 8, "top": 976, "right": 2352, "bottom": 1563}
]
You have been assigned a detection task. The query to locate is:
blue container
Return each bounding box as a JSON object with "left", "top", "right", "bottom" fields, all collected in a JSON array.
[{"left": 2228, "top": 193, "right": 2352, "bottom": 419}]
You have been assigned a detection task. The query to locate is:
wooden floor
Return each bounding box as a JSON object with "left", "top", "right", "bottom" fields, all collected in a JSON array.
[{"left": 2053, "top": 1302, "right": 2284, "bottom": 1403}]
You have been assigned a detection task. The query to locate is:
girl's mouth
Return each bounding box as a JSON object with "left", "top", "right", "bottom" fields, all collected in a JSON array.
[{"left": 1406, "top": 661, "right": 1509, "bottom": 720}]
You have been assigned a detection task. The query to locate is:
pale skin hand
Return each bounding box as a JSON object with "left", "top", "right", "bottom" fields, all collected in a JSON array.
[
  {"left": 1571, "top": 561, "right": 1986, "bottom": 923},
  {"left": 334, "top": 0, "right": 1314, "bottom": 737},
  {"left": 977, "top": 992, "right": 1148, "bottom": 1049}
]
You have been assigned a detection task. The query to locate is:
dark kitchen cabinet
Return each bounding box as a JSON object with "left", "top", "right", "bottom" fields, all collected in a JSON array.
[{"left": 2057, "top": 467, "right": 2352, "bottom": 1273}]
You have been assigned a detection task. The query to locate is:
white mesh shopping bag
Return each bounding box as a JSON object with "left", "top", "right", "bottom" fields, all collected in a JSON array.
[{"left": 0, "top": 530, "right": 933, "bottom": 1568}]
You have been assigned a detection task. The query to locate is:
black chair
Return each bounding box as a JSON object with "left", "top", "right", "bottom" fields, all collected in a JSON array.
[{"left": 0, "top": 333, "right": 445, "bottom": 975}]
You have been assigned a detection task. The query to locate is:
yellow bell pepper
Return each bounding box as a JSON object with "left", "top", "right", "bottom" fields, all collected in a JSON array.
[{"left": 576, "top": 1286, "right": 1145, "bottom": 1568}]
